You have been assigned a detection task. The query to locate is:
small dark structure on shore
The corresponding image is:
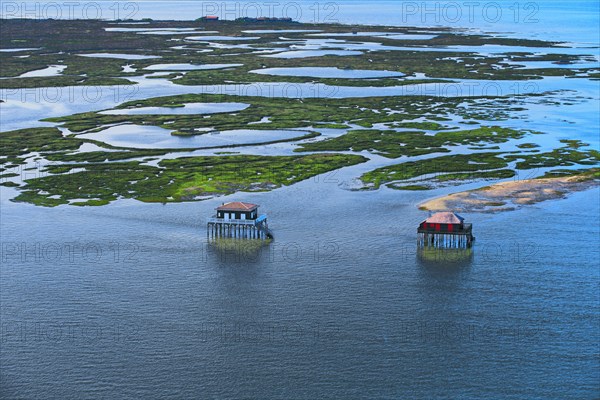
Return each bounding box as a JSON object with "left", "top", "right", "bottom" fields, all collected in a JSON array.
[
  {"left": 199, "top": 15, "right": 219, "bottom": 21},
  {"left": 207, "top": 202, "right": 272, "bottom": 239},
  {"left": 417, "top": 212, "right": 474, "bottom": 248}
]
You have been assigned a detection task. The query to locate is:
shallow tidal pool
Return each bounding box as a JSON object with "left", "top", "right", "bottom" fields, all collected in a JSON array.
[
  {"left": 250, "top": 66, "right": 404, "bottom": 79},
  {"left": 78, "top": 124, "right": 313, "bottom": 149}
]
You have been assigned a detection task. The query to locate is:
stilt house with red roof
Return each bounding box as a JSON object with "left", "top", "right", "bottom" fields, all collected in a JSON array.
[{"left": 417, "top": 212, "right": 474, "bottom": 248}]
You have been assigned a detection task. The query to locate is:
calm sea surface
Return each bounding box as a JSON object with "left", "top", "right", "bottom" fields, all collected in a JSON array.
[{"left": 1, "top": 1, "right": 599, "bottom": 399}]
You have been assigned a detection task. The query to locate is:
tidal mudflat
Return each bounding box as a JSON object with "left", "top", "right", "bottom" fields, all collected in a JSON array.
[{"left": 419, "top": 168, "right": 600, "bottom": 212}]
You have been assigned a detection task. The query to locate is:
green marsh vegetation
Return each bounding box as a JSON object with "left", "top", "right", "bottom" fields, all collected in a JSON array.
[
  {"left": 44, "top": 93, "right": 532, "bottom": 135},
  {"left": 12, "top": 154, "right": 367, "bottom": 206},
  {"left": 296, "top": 126, "right": 537, "bottom": 158},
  {"left": 0, "top": 127, "right": 83, "bottom": 166},
  {"left": 1, "top": 18, "right": 596, "bottom": 90},
  {"left": 1, "top": 19, "right": 598, "bottom": 206},
  {"left": 360, "top": 153, "right": 511, "bottom": 190},
  {"left": 358, "top": 142, "right": 600, "bottom": 190},
  {"left": 4, "top": 91, "right": 598, "bottom": 204}
]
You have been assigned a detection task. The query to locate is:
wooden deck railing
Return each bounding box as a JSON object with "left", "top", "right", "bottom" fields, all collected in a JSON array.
[{"left": 207, "top": 215, "right": 268, "bottom": 226}]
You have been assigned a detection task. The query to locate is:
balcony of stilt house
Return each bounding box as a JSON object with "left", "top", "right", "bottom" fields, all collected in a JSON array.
[
  {"left": 417, "top": 212, "right": 474, "bottom": 249},
  {"left": 207, "top": 202, "right": 273, "bottom": 240}
]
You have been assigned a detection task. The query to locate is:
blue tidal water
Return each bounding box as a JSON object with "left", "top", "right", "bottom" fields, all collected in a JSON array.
[
  {"left": 1, "top": 181, "right": 598, "bottom": 399},
  {"left": 1, "top": 1, "right": 600, "bottom": 399}
]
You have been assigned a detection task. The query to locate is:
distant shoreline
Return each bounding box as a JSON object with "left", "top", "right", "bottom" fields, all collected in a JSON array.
[{"left": 418, "top": 172, "right": 600, "bottom": 213}]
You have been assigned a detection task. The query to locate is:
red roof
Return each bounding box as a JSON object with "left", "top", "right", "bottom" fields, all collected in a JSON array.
[
  {"left": 216, "top": 202, "right": 258, "bottom": 212},
  {"left": 424, "top": 212, "right": 464, "bottom": 224},
  {"left": 204, "top": 15, "right": 219, "bottom": 19}
]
